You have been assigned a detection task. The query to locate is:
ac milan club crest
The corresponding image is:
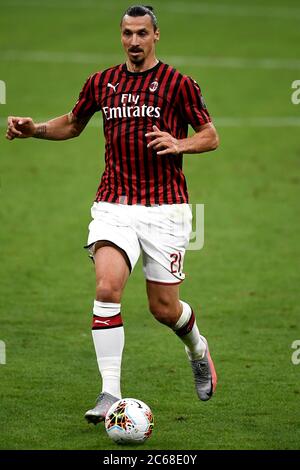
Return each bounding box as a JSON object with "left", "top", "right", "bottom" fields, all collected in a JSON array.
[{"left": 149, "top": 80, "right": 159, "bottom": 92}]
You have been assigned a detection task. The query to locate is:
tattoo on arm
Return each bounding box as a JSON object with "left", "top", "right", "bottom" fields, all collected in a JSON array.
[
  {"left": 33, "top": 124, "right": 47, "bottom": 139},
  {"left": 68, "top": 112, "right": 90, "bottom": 136}
]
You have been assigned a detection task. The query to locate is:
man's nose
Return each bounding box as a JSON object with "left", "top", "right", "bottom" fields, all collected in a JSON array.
[{"left": 131, "top": 33, "right": 139, "bottom": 46}]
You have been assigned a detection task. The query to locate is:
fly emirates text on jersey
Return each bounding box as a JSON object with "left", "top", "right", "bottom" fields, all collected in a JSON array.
[{"left": 103, "top": 93, "right": 161, "bottom": 121}]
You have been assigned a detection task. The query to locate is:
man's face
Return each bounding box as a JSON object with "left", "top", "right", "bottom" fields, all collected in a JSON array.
[{"left": 121, "top": 15, "right": 160, "bottom": 65}]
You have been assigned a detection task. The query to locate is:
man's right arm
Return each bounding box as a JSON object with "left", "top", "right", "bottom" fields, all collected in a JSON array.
[{"left": 6, "top": 112, "right": 89, "bottom": 141}]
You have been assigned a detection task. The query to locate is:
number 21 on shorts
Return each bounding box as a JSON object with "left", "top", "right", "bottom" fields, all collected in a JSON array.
[{"left": 170, "top": 252, "right": 182, "bottom": 275}]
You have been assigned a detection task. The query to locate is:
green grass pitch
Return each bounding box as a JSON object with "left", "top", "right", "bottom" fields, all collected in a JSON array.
[{"left": 0, "top": 0, "right": 300, "bottom": 450}]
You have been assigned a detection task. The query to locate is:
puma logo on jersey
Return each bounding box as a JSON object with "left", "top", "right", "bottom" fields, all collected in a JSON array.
[
  {"left": 107, "top": 83, "right": 119, "bottom": 93},
  {"left": 94, "top": 319, "right": 111, "bottom": 325}
]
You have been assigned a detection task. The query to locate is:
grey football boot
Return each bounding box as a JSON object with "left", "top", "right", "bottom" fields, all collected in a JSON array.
[
  {"left": 85, "top": 392, "right": 119, "bottom": 424},
  {"left": 188, "top": 335, "right": 217, "bottom": 401}
]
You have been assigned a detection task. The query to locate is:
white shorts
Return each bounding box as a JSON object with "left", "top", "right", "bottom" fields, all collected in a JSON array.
[{"left": 85, "top": 202, "right": 192, "bottom": 284}]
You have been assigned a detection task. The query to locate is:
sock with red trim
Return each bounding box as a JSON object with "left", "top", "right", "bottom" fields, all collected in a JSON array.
[
  {"left": 91, "top": 300, "right": 124, "bottom": 398},
  {"left": 173, "top": 300, "right": 206, "bottom": 360}
]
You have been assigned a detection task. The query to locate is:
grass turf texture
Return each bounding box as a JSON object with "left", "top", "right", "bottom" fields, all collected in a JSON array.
[{"left": 0, "top": 0, "right": 300, "bottom": 450}]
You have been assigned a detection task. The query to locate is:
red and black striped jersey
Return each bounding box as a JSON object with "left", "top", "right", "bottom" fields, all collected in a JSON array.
[{"left": 72, "top": 61, "right": 211, "bottom": 206}]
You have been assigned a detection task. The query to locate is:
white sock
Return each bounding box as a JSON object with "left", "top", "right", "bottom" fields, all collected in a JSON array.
[
  {"left": 173, "top": 301, "right": 206, "bottom": 360},
  {"left": 91, "top": 300, "right": 124, "bottom": 398}
]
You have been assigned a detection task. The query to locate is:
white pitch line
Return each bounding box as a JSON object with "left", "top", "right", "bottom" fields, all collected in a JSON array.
[
  {"left": 0, "top": 50, "right": 122, "bottom": 65},
  {"left": 1, "top": 50, "right": 300, "bottom": 71},
  {"left": 214, "top": 117, "right": 300, "bottom": 127},
  {"left": 1, "top": 117, "right": 300, "bottom": 128},
  {"left": 170, "top": 56, "right": 300, "bottom": 71},
  {"left": 165, "top": 2, "right": 300, "bottom": 20},
  {"left": 2, "top": 1, "right": 300, "bottom": 20}
]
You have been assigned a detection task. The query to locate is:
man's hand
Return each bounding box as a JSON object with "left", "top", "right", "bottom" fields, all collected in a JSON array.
[
  {"left": 6, "top": 117, "right": 36, "bottom": 140},
  {"left": 146, "top": 125, "right": 181, "bottom": 156},
  {"left": 146, "top": 123, "right": 219, "bottom": 156},
  {"left": 6, "top": 113, "right": 89, "bottom": 141}
]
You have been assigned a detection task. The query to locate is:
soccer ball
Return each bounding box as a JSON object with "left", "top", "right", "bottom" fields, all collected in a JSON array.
[{"left": 105, "top": 398, "right": 154, "bottom": 445}]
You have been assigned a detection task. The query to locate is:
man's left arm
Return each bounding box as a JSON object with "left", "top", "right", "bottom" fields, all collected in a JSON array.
[{"left": 146, "top": 123, "right": 219, "bottom": 156}]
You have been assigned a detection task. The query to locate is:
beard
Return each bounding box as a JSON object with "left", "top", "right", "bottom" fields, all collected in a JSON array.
[
  {"left": 130, "top": 55, "right": 145, "bottom": 65},
  {"left": 128, "top": 48, "right": 145, "bottom": 65}
]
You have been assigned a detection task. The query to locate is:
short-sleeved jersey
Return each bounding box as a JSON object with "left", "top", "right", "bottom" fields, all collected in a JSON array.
[{"left": 72, "top": 61, "right": 211, "bottom": 206}]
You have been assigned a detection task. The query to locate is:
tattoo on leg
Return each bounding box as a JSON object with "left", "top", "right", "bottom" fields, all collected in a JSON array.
[{"left": 34, "top": 125, "right": 47, "bottom": 138}]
